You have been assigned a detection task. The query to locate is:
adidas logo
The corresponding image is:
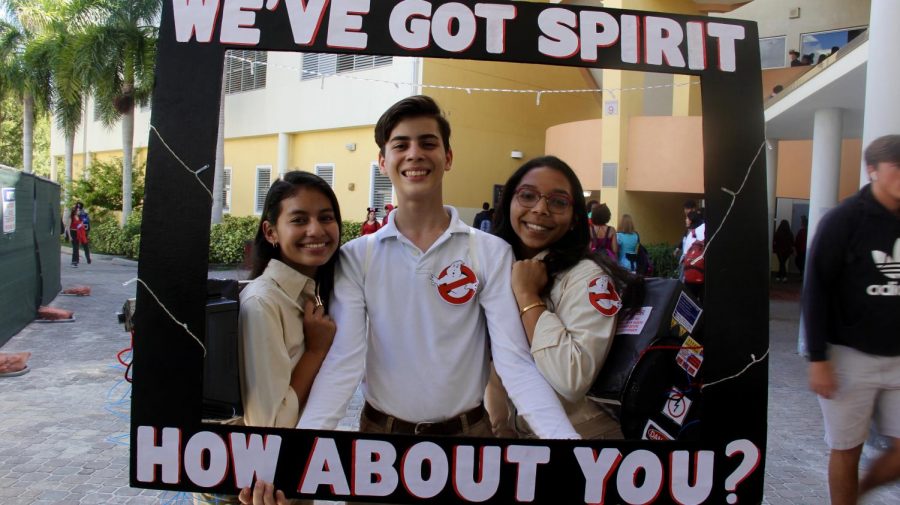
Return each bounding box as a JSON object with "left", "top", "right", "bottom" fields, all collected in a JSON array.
[
  {"left": 872, "top": 239, "right": 900, "bottom": 280},
  {"left": 867, "top": 239, "right": 900, "bottom": 296}
]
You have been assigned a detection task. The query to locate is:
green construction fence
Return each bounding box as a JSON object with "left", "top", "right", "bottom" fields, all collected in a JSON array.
[{"left": 0, "top": 166, "right": 61, "bottom": 347}]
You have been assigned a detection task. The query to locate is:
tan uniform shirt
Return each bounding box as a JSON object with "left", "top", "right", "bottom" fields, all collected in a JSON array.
[
  {"left": 487, "top": 257, "right": 622, "bottom": 439},
  {"left": 239, "top": 259, "right": 317, "bottom": 428}
]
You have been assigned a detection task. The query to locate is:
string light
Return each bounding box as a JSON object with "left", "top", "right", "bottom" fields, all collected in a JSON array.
[
  {"left": 124, "top": 277, "right": 208, "bottom": 357},
  {"left": 701, "top": 349, "right": 769, "bottom": 390},
  {"left": 224, "top": 53, "right": 700, "bottom": 101},
  {"left": 687, "top": 140, "right": 768, "bottom": 268},
  {"left": 149, "top": 125, "right": 214, "bottom": 200}
]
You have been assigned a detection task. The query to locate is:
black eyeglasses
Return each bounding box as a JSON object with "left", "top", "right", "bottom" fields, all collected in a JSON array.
[{"left": 514, "top": 187, "right": 573, "bottom": 214}]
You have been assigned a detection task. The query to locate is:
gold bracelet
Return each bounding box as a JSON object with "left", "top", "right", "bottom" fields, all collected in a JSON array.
[{"left": 519, "top": 301, "right": 546, "bottom": 317}]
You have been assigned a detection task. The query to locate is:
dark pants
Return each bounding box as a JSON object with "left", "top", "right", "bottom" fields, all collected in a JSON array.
[
  {"left": 70, "top": 230, "right": 91, "bottom": 265},
  {"left": 776, "top": 254, "right": 790, "bottom": 279}
]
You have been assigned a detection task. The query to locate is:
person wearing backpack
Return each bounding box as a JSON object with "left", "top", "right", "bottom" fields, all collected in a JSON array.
[
  {"left": 589, "top": 203, "right": 618, "bottom": 261},
  {"left": 616, "top": 214, "right": 640, "bottom": 272},
  {"left": 680, "top": 210, "right": 705, "bottom": 299},
  {"left": 484, "top": 156, "right": 644, "bottom": 439}
]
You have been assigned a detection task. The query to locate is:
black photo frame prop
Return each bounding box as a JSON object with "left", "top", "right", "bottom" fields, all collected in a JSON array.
[{"left": 132, "top": 1, "right": 768, "bottom": 503}]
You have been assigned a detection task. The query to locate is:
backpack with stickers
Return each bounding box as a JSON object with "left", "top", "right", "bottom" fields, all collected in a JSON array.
[{"left": 588, "top": 277, "right": 704, "bottom": 440}]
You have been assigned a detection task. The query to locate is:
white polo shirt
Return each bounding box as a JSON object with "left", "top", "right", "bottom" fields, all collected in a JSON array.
[{"left": 299, "top": 206, "right": 578, "bottom": 439}]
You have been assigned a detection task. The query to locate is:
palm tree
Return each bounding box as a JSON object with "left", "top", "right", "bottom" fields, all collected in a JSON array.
[
  {"left": 0, "top": 0, "right": 89, "bottom": 182},
  {"left": 73, "top": 0, "right": 158, "bottom": 224}
]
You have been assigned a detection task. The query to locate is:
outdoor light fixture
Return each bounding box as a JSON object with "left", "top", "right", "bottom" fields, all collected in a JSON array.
[
  {"left": 345, "top": 143, "right": 357, "bottom": 152},
  {"left": 510, "top": 150, "right": 523, "bottom": 159}
]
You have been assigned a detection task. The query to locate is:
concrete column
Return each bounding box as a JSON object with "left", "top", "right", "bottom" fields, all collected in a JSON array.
[
  {"left": 277, "top": 133, "right": 289, "bottom": 178},
  {"left": 808, "top": 108, "right": 843, "bottom": 245},
  {"left": 860, "top": 0, "right": 900, "bottom": 186},
  {"left": 799, "top": 108, "right": 843, "bottom": 356},
  {"left": 765, "top": 139, "right": 778, "bottom": 260}
]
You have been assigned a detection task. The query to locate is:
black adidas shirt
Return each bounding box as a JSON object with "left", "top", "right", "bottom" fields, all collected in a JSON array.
[{"left": 803, "top": 184, "right": 900, "bottom": 361}]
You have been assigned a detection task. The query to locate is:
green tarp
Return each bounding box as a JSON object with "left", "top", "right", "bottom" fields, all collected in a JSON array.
[{"left": 0, "top": 167, "right": 60, "bottom": 346}]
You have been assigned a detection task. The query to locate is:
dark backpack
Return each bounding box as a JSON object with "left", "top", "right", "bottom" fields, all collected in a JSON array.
[
  {"left": 682, "top": 231, "right": 705, "bottom": 284},
  {"left": 635, "top": 243, "right": 654, "bottom": 277},
  {"left": 625, "top": 233, "right": 653, "bottom": 276}
]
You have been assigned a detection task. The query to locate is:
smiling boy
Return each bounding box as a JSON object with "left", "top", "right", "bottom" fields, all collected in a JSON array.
[{"left": 298, "top": 95, "right": 578, "bottom": 440}]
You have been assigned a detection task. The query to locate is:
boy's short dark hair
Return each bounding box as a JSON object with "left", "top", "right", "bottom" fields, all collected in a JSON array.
[
  {"left": 482, "top": 202, "right": 490, "bottom": 210},
  {"left": 374, "top": 95, "right": 451, "bottom": 155},
  {"left": 864, "top": 134, "right": 900, "bottom": 167},
  {"left": 683, "top": 199, "right": 698, "bottom": 210}
]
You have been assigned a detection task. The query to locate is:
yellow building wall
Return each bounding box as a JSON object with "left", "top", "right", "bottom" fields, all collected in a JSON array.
[
  {"left": 545, "top": 119, "right": 603, "bottom": 191},
  {"left": 776, "top": 139, "right": 863, "bottom": 201},
  {"left": 627, "top": 116, "right": 704, "bottom": 193},
  {"left": 423, "top": 59, "right": 603, "bottom": 209},
  {"left": 290, "top": 126, "right": 379, "bottom": 222},
  {"left": 225, "top": 136, "right": 280, "bottom": 216},
  {"left": 602, "top": 0, "right": 705, "bottom": 245}
]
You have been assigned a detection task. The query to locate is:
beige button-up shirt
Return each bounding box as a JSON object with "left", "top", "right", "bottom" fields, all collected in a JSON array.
[
  {"left": 239, "top": 259, "right": 317, "bottom": 428},
  {"left": 487, "top": 256, "right": 621, "bottom": 439}
]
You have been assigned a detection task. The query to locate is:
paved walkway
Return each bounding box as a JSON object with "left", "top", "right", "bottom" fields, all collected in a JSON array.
[{"left": 1, "top": 253, "right": 899, "bottom": 504}]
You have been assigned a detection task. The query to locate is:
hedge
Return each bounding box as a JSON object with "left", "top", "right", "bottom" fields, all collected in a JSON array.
[
  {"left": 89, "top": 209, "right": 143, "bottom": 257},
  {"left": 209, "top": 216, "right": 259, "bottom": 264},
  {"left": 645, "top": 242, "right": 680, "bottom": 279},
  {"left": 89, "top": 212, "right": 367, "bottom": 264}
]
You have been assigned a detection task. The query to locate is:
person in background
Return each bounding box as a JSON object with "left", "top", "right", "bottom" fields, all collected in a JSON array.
[
  {"left": 789, "top": 49, "right": 802, "bottom": 67},
  {"left": 772, "top": 219, "right": 794, "bottom": 282},
  {"left": 586, "top": 199, "right": 600, "bottom": 220},
  {"left": 683, "top": 199, "right": 699, "bottom": 218},
  {"left": 485, "top": 155, "right": 644, "bottom": 439},
  {"left": 473, "top": 201, "right": 492, "bottom": 229},
  {"left": 589, "top": 203, "right": 617, "bottom": 260},
  {"left": 68, "top": 202, "right": 91, "bottom": 267},
  {"left": 795, "top": 215, "right": 808, "bottom": 274},
  {"left": 616, "top": 214, "right": 640, "bottom": 272},
  {"left": 680, "top": 210, "right": 706, "bottom": 300},
  {"left": 381, "top": 203, "right": 394, "bottom": 226},
  {"left": 804, "top": 134, "right": 900, "bottom": 505},
  {"left": 360, "top": 207, "right": 381, "bottom": 235}
]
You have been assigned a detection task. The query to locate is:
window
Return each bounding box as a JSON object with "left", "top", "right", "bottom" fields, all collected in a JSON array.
[
  {"left": 602, "top": 163, "right": 618, "bottom": 188},
  {"left": 301, "top": 53, "right": 392, "bottom": 80},
  {"left": 225, "top": 50, "right": 267, "bottom": 94},
  {"left": 222, "top": 167, "right": 232, "bottom": 213},
  {"left": 800, "top": 27, "right": 866, "bottom": 63},
  {"left": 315, "top": 164, "right": 335, "bottom": 187},
  {"left": 255, "top": 166, "right": 272, "bottom": 214},
  {"left": 759, "top": 36, "right": 786, "bottom": 69},
  {"left": 370, "top": 162, "right": 393, "bottom": 220}
]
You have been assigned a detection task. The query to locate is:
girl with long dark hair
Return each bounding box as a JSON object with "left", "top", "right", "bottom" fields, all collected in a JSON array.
[
  {"left": 486, "top": 156, "right": 644, "bottom": 439},
  {"left": 242, "top": 170, "right": 341, "bottom": 428}
]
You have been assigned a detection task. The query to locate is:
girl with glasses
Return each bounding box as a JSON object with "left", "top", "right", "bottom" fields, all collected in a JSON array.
[{"left": 485, "top": 156, "right": 643, "bottom": 439}]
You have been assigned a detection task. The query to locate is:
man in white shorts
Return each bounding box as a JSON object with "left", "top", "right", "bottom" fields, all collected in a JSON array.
[{"left": 804, "top": 134, "right": 900, "bottom": 505}]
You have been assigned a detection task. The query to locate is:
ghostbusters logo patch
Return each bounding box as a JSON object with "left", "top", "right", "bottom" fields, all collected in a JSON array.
[
  {"left": 431, "top": 260, "right": 479, "bottom": 305},
  {"left": 587, "top": 275, "right": 622, "bottom": 316}
]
